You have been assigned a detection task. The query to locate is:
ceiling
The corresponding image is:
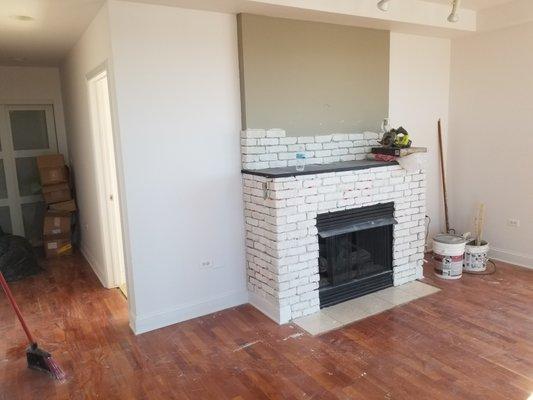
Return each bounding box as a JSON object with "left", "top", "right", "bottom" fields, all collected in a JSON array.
[
  {"left": 0, "top": 0, "right": 519, "bottom": 66},
  {"left": 0, "top": 0, "right": 104, "bottom": 66},
  {"left": 422, "top": 0, "right": 513, "bottom": 10}
]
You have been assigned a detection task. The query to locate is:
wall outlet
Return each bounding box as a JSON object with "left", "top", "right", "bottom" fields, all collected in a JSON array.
[
  {"left": 200, "top": 260, "right": 223, "bottom": 269},
  {"left": 507, "top": 219, "right": 520, "bottom": 228},
  {"left": 200, "top": 260, "right": 214, "bottom": 269}
]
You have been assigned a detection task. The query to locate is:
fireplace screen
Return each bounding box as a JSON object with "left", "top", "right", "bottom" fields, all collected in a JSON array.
[{"left": 317, "top": 202, "right": 395, "bottom": 308}]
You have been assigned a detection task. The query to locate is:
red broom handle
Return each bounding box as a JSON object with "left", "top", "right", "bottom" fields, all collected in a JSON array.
[{"left": 0, "top": 271, "right": 35, "bottom": 344}]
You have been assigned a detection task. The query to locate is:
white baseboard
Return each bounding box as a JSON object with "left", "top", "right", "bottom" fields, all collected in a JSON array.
[
  {"left": 79, "top": 244, "right": 110, "bottom": 288},
  {"left": 489, "top": 247, "right": 533, "bottom": 270},
  {"left": 131, "top": 289, "right": 249, "bottom": 335},
  {"left": 248, "top": 291, "right": 281, "bottom": 324}
]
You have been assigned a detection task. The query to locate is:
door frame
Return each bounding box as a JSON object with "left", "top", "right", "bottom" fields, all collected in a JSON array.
[{"left": 86, "top": 65, "right": 128, "bottom": 292}]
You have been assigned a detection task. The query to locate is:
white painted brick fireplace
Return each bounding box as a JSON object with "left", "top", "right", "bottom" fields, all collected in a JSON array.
[{"left": 241, "top": 129, "right": 426, "bottom": 324}]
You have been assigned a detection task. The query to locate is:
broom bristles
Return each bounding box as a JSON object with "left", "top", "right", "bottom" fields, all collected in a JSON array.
[
  {"left": 44, "top": 356, "right": 66, "bottom": 382},
  {"left": 27, "top": 344, "right": 66, "bottom": 382}
]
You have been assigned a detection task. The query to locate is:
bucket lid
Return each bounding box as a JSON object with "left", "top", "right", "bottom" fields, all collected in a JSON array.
[{"left": 433, "top": 234, "right": 466, "bottom": 245}]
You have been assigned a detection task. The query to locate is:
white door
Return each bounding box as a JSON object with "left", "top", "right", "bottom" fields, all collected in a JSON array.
[
  {"left": 88, "top": 70, "right": 127, "bottom": 295},
  {"left": 0, "top": 105, "right": 58, "bottom": 245}
]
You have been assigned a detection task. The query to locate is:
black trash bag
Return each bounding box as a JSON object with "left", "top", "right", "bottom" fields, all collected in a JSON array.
[{"left": 0, "top": 228, "right": 41, "bottom": 282}]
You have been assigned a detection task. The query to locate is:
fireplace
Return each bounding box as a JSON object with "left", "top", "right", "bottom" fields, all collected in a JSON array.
[
  {"left": 317, "top": 202, "right": 396, "bottom": 308},
  {"left": 242, "top": 131, "right": 426, "bottom": 323}
]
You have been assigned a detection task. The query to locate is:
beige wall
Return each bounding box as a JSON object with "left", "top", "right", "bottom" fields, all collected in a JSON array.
[
  {"left": 449, "top": 22, "right": 533, "bottom": 268},
  {"left": 238, "top": 14, "right": 389, "bottom": 136},
  {"left": 389, "top": 32, "right": 451, "bottom": 242}
]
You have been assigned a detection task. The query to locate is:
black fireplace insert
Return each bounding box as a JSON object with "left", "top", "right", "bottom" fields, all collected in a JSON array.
[{"left": 317, "top": 202, "right": 396, "bottom": 308}]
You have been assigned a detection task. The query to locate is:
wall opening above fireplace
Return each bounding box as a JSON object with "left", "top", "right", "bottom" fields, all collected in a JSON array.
[{"left": 317, "top": 202, "right": 396, "bottom": 308}]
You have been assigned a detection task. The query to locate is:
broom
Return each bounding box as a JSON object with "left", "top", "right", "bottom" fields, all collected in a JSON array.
[{"left": 0, "top": 271, "right": 66, "bottom": 381}]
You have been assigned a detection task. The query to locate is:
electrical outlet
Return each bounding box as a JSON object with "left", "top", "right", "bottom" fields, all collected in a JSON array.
[
  {"left": 200, "top": 260, "right": 214, "bottom": 269},
  {"left": 507, "top": 219, "right": 520, "bottom": 228},
  {"left": 200, "top": 260, "right": 223, "bottom": 269}
]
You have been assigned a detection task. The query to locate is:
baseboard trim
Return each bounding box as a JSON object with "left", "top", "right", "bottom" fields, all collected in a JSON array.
[
  {"left": 489, "top": 247, "right": 533, "bottom": 270},
  {"left": 132, "top": 289, "right": 249, "bottom": 335},
  {"left": 248, "top": 291, "right": 282, "bottom": 324},
  {"left": 79, "top": 245, "right": 110, "bottom": 288}
]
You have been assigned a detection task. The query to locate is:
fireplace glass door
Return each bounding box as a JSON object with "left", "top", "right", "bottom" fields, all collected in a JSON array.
[
  {"left": 317, "top": 202, "right": 395, "bottom": 307},
  {"left": 319, "top": 224, "right": 392, "bottom": 287}
]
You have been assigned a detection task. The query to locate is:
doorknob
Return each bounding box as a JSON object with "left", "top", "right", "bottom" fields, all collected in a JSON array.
[{"left": 109, "top": 194, "right": 114, "bottom": 201}]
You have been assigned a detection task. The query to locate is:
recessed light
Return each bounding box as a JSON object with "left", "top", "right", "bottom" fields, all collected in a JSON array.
[{"left": 12, "top": 15, "right": 35, "bottom": 22}]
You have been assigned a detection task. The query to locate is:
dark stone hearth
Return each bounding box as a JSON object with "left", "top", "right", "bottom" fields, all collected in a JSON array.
[{"left": 241, "top": 160, "right": 397, "bottom": 178}]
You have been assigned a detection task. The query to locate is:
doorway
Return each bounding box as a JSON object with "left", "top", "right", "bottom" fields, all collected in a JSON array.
[
  {"left": 87, "top": 69, "right": 127, "bottom": 297},
  {"left": 0, "top": 104, "right": 58, "bottom": 245}
]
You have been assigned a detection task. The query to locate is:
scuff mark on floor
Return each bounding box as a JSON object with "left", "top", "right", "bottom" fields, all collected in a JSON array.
[
  {"left": 233, "top": 340, "right": 261, "bottom": 352},
  {"left": 283, "top": 332, "right": 304, "bottom": 341}
]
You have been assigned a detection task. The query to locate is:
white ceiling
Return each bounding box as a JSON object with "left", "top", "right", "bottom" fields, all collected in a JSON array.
[
  {"left": 0, "top": 0, "right": 104, "bottom": 66},
  {"left": 0, "top": 0, "right": 519, "bottom": 66},
  {"left": 421, "top": 0, "right": 513, "bottom": 10}
]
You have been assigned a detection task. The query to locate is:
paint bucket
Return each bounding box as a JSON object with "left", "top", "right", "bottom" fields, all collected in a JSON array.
[
  {"left": 433, "top": 234, "right": 466, "bottom": 280},
  {"left": 463, "top": 240, "right": 489, "bottom": 272}
]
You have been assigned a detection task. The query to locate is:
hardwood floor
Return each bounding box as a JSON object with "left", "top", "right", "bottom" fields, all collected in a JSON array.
[{"left": 1, "top": 252, "right": 532, "bottom": 399}]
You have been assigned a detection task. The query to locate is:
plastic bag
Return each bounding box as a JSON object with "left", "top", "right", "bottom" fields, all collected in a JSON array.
[{"left": 0, "top": 228, "right": 41, "bottom": 282}]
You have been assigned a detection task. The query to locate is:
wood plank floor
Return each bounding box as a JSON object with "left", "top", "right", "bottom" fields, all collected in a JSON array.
[{"left": 1, "top": 252, "right": 532, "bottom": 399}]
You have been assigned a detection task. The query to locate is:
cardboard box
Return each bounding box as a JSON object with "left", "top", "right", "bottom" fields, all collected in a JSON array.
[
  {"left": 43, "top": 233, "right": 72, "bottom": 258},
  {"left": 37, "top": 154, "right": 65, "bottom": 169},
  {"left": 37, "top": 154, "right": 69, "bottom": 185},
  {"left": 49, "top": 199, "right": 77, "bottom": 213},
  {"left": 39, "top": 166, "right": 68, "bottom": 186},
  {"left": 42, "top": 183, "right": 71, "bottom": 204},
  {"left": 43, "top": 211, "right": 71, "bottom": 236}
]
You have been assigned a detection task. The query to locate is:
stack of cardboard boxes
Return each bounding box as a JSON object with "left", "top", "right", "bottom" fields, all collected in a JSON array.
[{"left": 37, "top": 154, "right": 77, "bottom": 258}]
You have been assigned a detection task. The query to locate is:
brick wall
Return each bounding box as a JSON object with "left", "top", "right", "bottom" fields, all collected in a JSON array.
[
  {"left": 242, "top": 165, "right": 426, "bottom": 323},
  {"left": 241, "top": 129, "right": 380, "bottom": 170}
]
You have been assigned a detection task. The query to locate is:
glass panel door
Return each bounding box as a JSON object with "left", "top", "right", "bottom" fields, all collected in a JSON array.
[
  {"left": 0, "top": 155, "right": 11, "bottom": 234},
  {"left": 0, "top": 104, "right": 58, "bottom": 245}
]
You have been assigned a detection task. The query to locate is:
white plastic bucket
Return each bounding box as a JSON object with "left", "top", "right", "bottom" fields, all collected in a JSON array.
[
  {"left": 433, "top": 234, "right": 466, "bottom": 280},
  {"left": 463, "top": 240, "right": 489, "bottom": 272}
]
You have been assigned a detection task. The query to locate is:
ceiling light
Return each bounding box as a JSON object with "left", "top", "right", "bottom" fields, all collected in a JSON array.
[
  {"left": 377, "top": 0, "right": 390, "bottom": 12},
  {"left": 447, "top": 0, "right": 461, "bottom": 23},
  {"left": 12, "top": 15, "right": 35, "bottom": 22},
  {"left": 376, "top": 0, "right": 461, "bottom": 23}
]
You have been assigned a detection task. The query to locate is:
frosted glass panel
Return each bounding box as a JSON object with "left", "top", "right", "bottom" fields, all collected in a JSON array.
[
  {"left": 0, "top": 206, "right": 12, "bottom": 234},
  {"left": 0, "top": 160, "right": 7, "bottom": 199},
  {"left": 16, "top": 157, "right": 42, "bottom": 196},
  {"left": 9, "top": 110, "right": 50, "bottom": 150},
  {"left": 21, "top": 202, "right": 45, "bottom": 245}
]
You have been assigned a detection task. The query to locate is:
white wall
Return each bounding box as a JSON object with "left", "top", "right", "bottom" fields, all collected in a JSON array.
[
  {"left": 449, "top": 23, "right": 533, "bottom": 268},
  {"left": 107, "top": 0, "right": 247, "bottom": 333},
  {"left": 60, "top": 4, "right": 117, "bottom": 287},
  {"left": 389, "top": 32, "right": 451, "bottom": 242},
  {"left": 0, "top": 66, "right": 68, "bottom": 159}
]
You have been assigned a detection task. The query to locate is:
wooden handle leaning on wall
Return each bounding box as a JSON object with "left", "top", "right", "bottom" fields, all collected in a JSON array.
[
  {"left": 476, "top": 203, "right": 485, "bottom": 246},
  {"left": 438, "top": 119, "right": 450, "bottom": 234}
]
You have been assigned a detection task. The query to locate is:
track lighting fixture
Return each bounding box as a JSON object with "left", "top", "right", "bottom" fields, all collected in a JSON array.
[
  {"left": 377, "top": 0, "right": 390, "bottom": 12},
  {"left": 447, "top": 0, "right": 461, "bottom": 23},
  {"left": 376, "top": 0, "right": 461, "bottom": 23}
]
